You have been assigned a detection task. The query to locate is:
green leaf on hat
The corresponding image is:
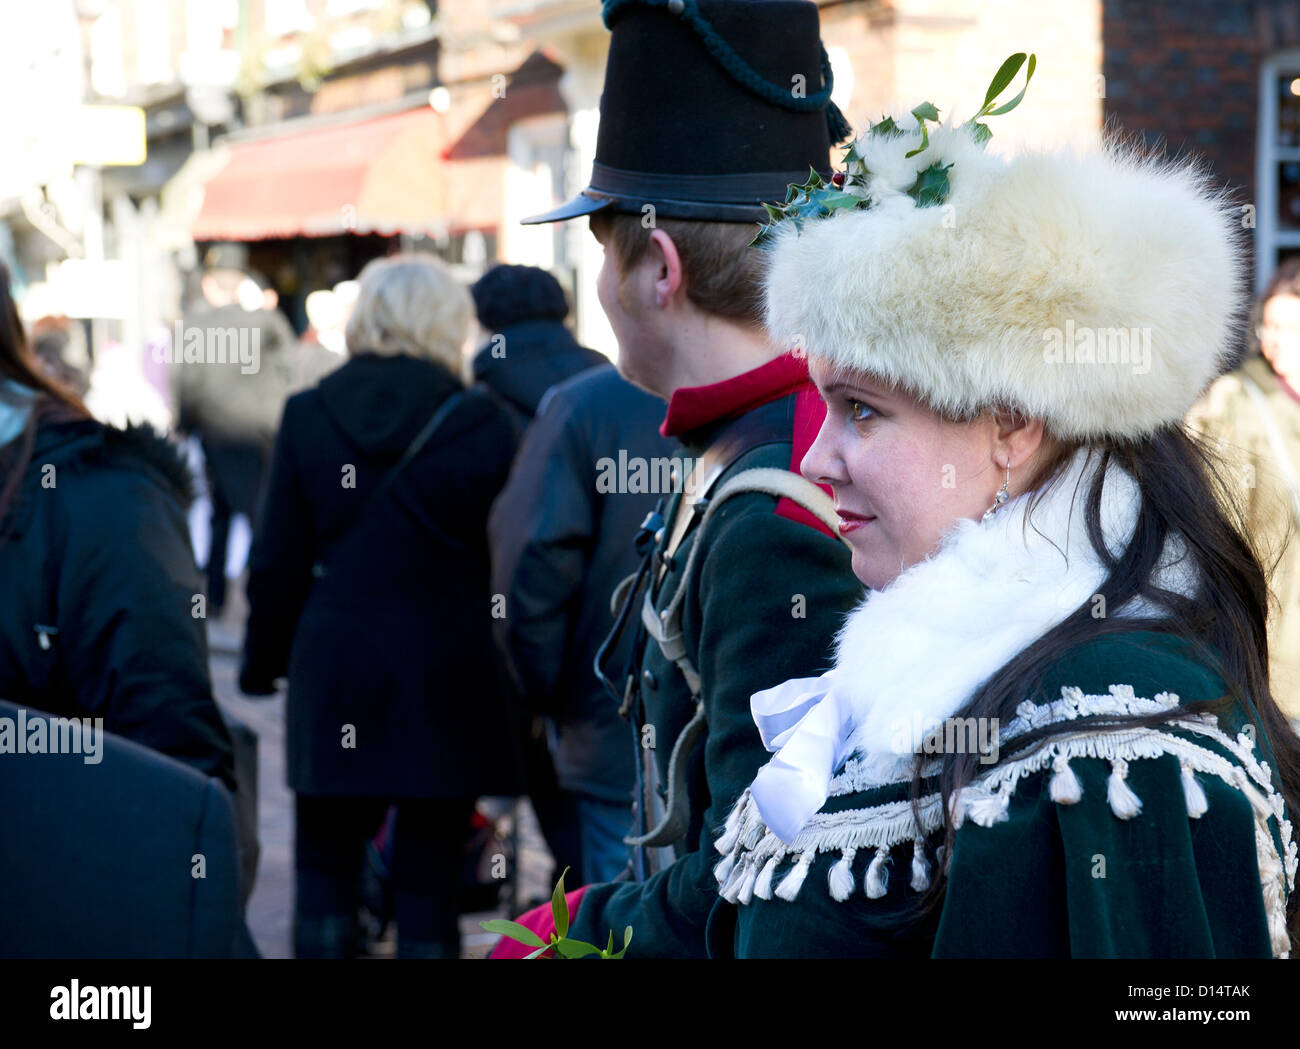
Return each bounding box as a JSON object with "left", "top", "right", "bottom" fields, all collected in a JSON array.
[
  {"left": 987, "top": 54, "right": 1036, "bottom": 115},
  {"left": 982, "top": 53, "right": 1028, "bottom": 109},
  {"left": 904, "top": 119, "right": 931, "bottom": 159},
  {"left": 869, "top": 116, "right": 904, "bottom": 139},
  {"left": 911, "top": 101, "right": 940, "bottom": 123},
  {"left": 908, "top": 161, "right": 954, "bottom": 207},
  {"left": 968, "top": 121, "right": 993, "bottom": 147},
  {"left": 817, "top": 190, "right": 862, "bottom": 213}
]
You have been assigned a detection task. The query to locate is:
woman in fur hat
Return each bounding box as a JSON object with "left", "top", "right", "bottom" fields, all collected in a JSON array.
[{"left": 706, "top": 62, "right": 1299, "bottom": 958}]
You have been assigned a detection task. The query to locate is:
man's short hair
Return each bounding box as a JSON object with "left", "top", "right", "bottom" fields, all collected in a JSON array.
[{"left": 589, "top": 212, "right": 765, "bottom": 327}]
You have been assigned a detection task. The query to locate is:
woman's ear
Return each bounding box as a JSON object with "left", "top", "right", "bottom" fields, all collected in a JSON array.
[
  {"left": 646, "top": 228, "right": 685, "bottom": 309},
  {"left": 991, "top": 409, "right": 1048, "bottom": 472}
]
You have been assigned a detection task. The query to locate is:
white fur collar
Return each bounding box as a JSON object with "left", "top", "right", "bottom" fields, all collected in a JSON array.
[{"left": 746, "top": 447, "right": 1196, "bottom": 843}]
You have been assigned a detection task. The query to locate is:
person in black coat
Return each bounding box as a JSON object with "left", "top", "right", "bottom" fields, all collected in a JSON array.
[
  {"left": 240, "top": 254, "right": 522, "bottom": 958},
  {"left": 0, "top": 263, "right": 245, "bottom": 958},
  {"left": 0, "top": 268, "right": 235, "bottom": 793},
  {"left": 0, "top": 701, "right": 256, "bottom": 958},
  {"left": 489, "top": 364, "right": 676, "bottom": 883},
  {"left": 469, "top": 263, "right": 608, "bottom": 436},
  {"left": 470, "top": 263, "right": 608, "bottom": 890}
]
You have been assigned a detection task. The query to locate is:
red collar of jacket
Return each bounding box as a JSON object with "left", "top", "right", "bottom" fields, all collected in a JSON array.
[
  {"left": 660, "top": 351, "right": 837, "bottom": 540},
  {"left": 659, "top": 352, "right": 812, "bottom": 437}
]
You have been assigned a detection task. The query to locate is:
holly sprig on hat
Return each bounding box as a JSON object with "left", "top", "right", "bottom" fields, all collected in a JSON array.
[{"left": 751, "top": 53, "right": 1036, "bottom": 246}]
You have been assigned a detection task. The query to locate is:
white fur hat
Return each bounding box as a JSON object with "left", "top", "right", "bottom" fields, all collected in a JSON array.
[{"left": 763, "top": 121, "right": 1245, "bottom": 440}]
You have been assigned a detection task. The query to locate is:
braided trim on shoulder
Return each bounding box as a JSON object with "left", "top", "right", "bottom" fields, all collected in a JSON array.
[{"left": 718, "top": 685, "right": 1296, "bottom": 957}]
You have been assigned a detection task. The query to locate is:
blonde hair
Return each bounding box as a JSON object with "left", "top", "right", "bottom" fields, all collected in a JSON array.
[{"left": 344, "top": 254, "right": 470, "bottom": 371}]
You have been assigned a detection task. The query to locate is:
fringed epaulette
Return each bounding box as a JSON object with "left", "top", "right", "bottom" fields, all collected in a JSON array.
[{"left": 715, "top": 684, "right": 1298, "bottom": 959}]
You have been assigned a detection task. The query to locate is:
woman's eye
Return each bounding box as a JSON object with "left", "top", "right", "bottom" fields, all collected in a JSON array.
[{"left": 847, "top": 399, "right": 875, "bottom": 423}]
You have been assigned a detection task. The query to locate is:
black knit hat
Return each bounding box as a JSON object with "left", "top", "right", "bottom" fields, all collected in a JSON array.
[
  {"left": 470, "top": 264, "right": 569, "bottom": 331},
  {"left": 521, "top": 0, "right": 850, "bottom": 225}
]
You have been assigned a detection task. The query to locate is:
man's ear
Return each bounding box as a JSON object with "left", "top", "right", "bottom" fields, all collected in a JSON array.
[{"left": 646, "top": 228, "right": 684, "bottom": 308}]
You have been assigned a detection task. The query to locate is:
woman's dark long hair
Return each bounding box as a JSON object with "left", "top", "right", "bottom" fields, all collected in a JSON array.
[
  {"left": 899, "top": 424, "right": 1300, "bottom": 944},
  {"left": 0, "top": 261, "right": 90, "bottom": 531}
]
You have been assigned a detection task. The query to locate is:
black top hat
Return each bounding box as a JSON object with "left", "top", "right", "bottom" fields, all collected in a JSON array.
[{"left": 521, "top": 0, "right": 850, "bottom": 225}]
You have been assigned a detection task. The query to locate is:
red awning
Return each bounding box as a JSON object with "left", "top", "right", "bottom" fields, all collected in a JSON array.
[{"left": 192, "top": 107, "right": 451, "bottom": 241}]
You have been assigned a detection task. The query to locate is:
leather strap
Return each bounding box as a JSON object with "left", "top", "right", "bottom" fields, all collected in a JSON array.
[
  {"left": 312, "top": 390, "right": 469, "bottom": 577},
  {"left": 646, "top": 466, "right": 847, "bottom": 702},
  {"left": 657, "top": 395, "right": 797, "bottom": 588},
  {"left": 629, "top": 467, "right": 848, "bottom": 850}
]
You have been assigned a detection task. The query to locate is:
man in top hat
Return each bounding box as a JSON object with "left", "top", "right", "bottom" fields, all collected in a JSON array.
[{"left": 492, "top": 0, "right": 863, "bottom": 958}]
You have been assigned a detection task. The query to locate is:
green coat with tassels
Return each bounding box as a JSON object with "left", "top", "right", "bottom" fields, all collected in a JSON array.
[
  {"left": 566, "top": 393, "right": 862, "bottom": 957},
  {"left": 705, "top": 631, "right": 1297, "bottom": 958}
]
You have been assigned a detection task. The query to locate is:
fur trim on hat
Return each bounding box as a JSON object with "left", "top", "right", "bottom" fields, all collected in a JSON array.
[{"left": 763, "top": 127, "right": 1245, "bottom": 439}]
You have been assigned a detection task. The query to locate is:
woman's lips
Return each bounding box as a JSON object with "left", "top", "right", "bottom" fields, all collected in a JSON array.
[{"left": 836, "top": 508, "right": 876, "bottom": 535}]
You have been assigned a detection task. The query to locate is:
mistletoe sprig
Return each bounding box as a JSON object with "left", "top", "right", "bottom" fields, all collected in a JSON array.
[
  {"left": 482, "top": 868, "right": 633, "bottom": 959},
  {"left": 751, "top": 52, "right": 1036, "bottom": 246}
]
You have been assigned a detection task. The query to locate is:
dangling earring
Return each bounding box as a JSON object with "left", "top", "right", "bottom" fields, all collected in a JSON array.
[{"left": 982, "top": 461, "right": 1011, "bottom": 523}]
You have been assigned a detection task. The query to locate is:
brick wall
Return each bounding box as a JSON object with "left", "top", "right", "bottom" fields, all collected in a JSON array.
[
  {"left": 1102, "top": 0, "right": 1300, "bottom": 287},
  {"left": 1101, "top": 0, "right": 1258, "bottom": 198}
]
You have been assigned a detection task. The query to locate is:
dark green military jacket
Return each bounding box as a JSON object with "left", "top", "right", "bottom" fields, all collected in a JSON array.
[
  {"left": 706, "top": 631, "right": 1297, "bottom": 958},
  {"left": 567, "top": 393, "right": 861, "bottom": 957}
]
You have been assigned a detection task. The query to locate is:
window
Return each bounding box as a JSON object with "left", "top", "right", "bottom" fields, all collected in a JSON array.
[{"left": 1256, "top": 53, "right": 1300, "bottom": 290}]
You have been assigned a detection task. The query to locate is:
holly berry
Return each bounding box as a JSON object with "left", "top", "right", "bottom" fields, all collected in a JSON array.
[{"left": 831, "top": 171, "right": 846, "bottom": 187}]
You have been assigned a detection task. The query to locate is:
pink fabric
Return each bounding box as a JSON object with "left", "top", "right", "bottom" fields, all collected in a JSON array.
[
  {"left": 774, "top": 384, "right": 836, "bottom": 539},
  {"left": 489, "top": 886, "right": 590, "bottom": 959}
]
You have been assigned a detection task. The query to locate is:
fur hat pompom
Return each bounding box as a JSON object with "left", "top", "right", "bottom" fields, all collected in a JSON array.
[{"left": 763, "top": 133, "right": 1245, "bottom": 440}]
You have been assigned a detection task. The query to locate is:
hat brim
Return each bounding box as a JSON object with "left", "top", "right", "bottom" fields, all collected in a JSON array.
[{"left": 520, "top": 192, "right": 616, "bottom": 226}]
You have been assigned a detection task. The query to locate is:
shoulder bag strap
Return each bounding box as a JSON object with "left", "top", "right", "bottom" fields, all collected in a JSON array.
[
  {"left": 371, "top": 389, "right": 469, "bottom": 503},
  {"left": 312, "top": 390, "right": 469, "bottom": 578},
  {"left": 641, "top": 466, "right": 849, "bottom": 701}
]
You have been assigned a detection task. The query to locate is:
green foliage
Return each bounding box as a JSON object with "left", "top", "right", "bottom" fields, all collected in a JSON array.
[
  {"left": 909, "top": 161, "right": 956, "bottom": 208},
  {"left": 481, "top": 868, "right": 634, "bottom": 960},
  {"left": 750, "top": 52, "right": 1037, "bottom": 244},
  {"left": 750, "top": 167, "right": 866, "bottom": 246},
  {"left": 962, "top": 52, "right": 1037, "bottom": 146}
]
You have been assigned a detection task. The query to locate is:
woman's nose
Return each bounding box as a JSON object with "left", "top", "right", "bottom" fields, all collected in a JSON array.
[{"left": 800, "top": 411, "right": 847, "bottom": 487}]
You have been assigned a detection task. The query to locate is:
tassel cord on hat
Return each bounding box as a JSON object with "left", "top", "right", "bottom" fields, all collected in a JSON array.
[{"left": 602, "top": 0, "right": 853, "bottom": 143}]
